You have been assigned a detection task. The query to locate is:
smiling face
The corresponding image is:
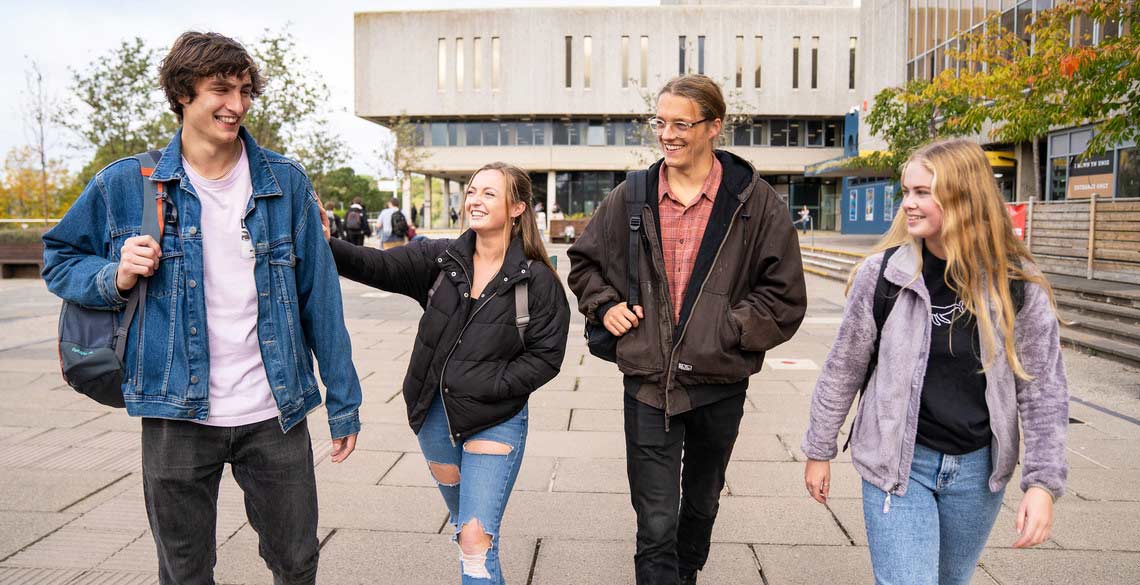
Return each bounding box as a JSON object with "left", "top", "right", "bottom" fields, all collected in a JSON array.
[
  {"left": 655, "top": 92, "right": 721, "bottom": 172},
  {"left": 465, "top": 169, "right": 525, "bottom": 236},
  {"left": 178, "top": 72, "right": 252, "bottom": 149},
  {"left": 900, "top": 160, "right": 944, "bottom": 246}
]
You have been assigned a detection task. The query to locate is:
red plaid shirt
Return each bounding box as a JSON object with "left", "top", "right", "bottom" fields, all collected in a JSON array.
[{"left": 657, "top": 158, "right": 723, "bottom": 324}]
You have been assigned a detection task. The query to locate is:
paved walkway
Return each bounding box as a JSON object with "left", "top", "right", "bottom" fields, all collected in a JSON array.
[{"left": 1, "top": 244, "right": 1138, "bottom": 584}]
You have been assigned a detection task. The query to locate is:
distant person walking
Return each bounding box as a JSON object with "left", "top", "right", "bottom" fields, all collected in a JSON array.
[
  {"left": 378, "top": 197, "right": 409, "bottom": 250},
  {"left": 322, "top": 162, "right": 570, "bottom": 585},
  {"left": 797, "top": 205, "right": 811, "bottom": 234},
  {"left": 326, "top": 200, "right": 345, "bottom": 240},
  {"left": 344, "top": 196, "right": 372, "bottom": 245},
  {"left": 802, "top": 138, "right": 1069, "bottom": 585}
]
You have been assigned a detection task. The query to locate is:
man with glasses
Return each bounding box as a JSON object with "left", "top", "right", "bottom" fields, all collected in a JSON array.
[{"left": 569, "top": 74, "right": 807, "bottom": 585}]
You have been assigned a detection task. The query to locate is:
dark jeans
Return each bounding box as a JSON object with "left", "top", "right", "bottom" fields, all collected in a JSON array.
[
  {"left": 142, "top": 417, "right": 319, "bottom": 585},
  {"left": 624, "top": 391, "right": 746, "bottom": 585}
]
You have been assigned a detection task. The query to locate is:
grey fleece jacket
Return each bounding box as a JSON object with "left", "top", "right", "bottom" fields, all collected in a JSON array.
[{"left": 802, "top": 243, "right": 1069, "bottom": 499}]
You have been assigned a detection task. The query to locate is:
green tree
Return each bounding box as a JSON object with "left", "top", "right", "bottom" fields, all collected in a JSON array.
[
  {"left": 320, "top": 166, "right": 383, "bottom": 212},
  {"left": 1041, "top": 0, "right": 1140, "bottom": 156},
  {"left": 245, "top": 29, "right": 336, "bottom": 156},
  {"left": 292, "top": 117, "right": 350, "bottom": 196},
  {"left": 60, "top": 37, "right": 176, "bottom": 179},
  {"left": 0, "top": 147, "right": 80, "bottom": 219}
]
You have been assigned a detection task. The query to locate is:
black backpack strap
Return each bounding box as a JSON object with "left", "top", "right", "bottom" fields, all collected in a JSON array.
[
  {"left": 625, "top": 170, "right": 648, "bottom": 308},
  {"left": 514, "top": 260, "right": 533, "bottom": 346},
  {"left": 844, "top": 245, "right": 900, "bottom": 452},
  {"left": 114, "top": 151, "right": 164, "bottom": 362}
]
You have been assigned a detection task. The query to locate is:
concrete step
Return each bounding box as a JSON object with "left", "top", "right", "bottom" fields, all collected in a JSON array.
[
  {"left": 800, "top": 246, "right": 864, "bottom": 283},
  {"left": 1056, "top": 295, "right": 1140, "bottom": 327},
  {"left": 1059, "top": 326, "right": 1140, "bottom": 369},
  {"left": 1059, "top": 309, "right": 1140, "bottom": 346}
]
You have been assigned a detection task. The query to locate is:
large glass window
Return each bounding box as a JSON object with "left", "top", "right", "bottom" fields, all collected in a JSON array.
[
  {"left": 640, "top": 36, "right": 649, "bottom": 88},
  {"left": 698, "top": 36, "right": 706, "bottom": 74},
  {"left": 811, "top": 36, "right": 819, "bottom": 89},
  {"left": 553, "top": 121, "right": 584, "bottom": 145},
  {"left": 733, "top": 124, "right": 752, "bottom": 146},
  {"left": 624, "top": 122, "right": 645, "bottom": 146},
  {"left": 754, "top": 36, "right": 763, "bottom": 89},
  {"left": 849, "top": 37, "right": 857, "bottom": 90},
  {"left": 555, "top": 171, "right": 624, "bottom": 216},
  {"left": 583, "top": 36, "right": 593, "bottom": 89},
  {"left": 752, "top": 121, "right": 768, "bottom": 146},
  {"left": 473, "top": 37, "right": 482, "bottom": 90},
  {"left": 465, "top": 122, "right": 482, "bottom": 146},
  {"left": 788, "top": 120, "right": 801, "bottom": 146},
  {"left": 430, "top": 123, "right": 448, "bottom": 147},
  {"left": 622, "top": 36, "right": 630, "bottom": 88},
  {"left": 564, "top": 36, "right": 573, "bottom": 88},
  {"left": 678, "top": 35, "right": 687, "bottom": 74},
  {"left": 1118, "top": 148, "right": 1140, "bottom": 199},
  {"left": 492, "top": 37, "right": 501, "bottom": 90},
  {"left": 437, "top": 38, "right": 447, "bottom": 92},
  {"left": 735, "top": 36, "right": 744, "bottom": 88},
  {"left": 586, "top": 121, "right": 605, "bottom": 146},
  {"left": 517, "top": 123, "right": 535, "bottom": 146},
  {"left": 792, "top": 37, "right": 800, "bottom": 89},
  {"left": 455, "top": 37, "right": 464, "bottom": 91},
  {"left": 807, "top": 120, "right": 824, "bottom": 147},
  {"left": 1050, "top": 156, "right": 1069, "bottom": 201},
  {"left": 770, "top": 120, "right": 789, "bottom": 146}
]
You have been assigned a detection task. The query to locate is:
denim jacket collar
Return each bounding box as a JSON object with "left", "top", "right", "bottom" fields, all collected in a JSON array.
[{"left": 150, "top": 126, "right": 283, "bottom": 198}]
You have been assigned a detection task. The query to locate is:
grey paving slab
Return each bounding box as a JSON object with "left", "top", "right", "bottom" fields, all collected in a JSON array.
[
  {"left": 1065, "top": 467, "right": 1140, "bottom": 501},
  {"left": 2, "top": 527, "right": 142, "bottom": 569},
  {"left": 0, "top": 443, "right": 69, "bottom": 468},
  {"left": 378, "top": 452, "right": 434, "bottom": 488},
  {"left": 513, "top": 455, "right": 557, "bottom": 492},
  {"left": 314, "top": 450, "right": 400, "bottom": 485},
  {"left": 94, "top": 532, "right": 156, "bottom": 573},
  {"left": 524, "top": 430, "right": 627, "bottom": 459},
  {"left": 552, "top": 457, "right": 629, "bottom": 494},
  {"left": 528, "top": 407, "right": 571, "bottom": 431},
  {"left": 0, "top": 469, "right": 129, "bottom": 513},
  {"left": 213, "top": 524, "right": 332, "bottom": 585},
  {"left": 728, "top": 434, "right": 799, "bottom": 462},
  {"left": 0, "top": 408, "right": 106, "bottom": 429},
  {"left": 568, "top": 408, "right": 622, "bottom": 432},
  {"left": 317, "top": 484, "right": 448, "bottom": 533},
  {"left": 1066, "top": 439, "right": 1140, "bottom": 470},
  {"left": 527, "top": 390, "right": 623, "bottom": 410},
  {"left": 528, "top": 538, "right": 633, "bottom": 585},
  {"left": 315, "top": 529, "right": 535, "bottom": 585},
  {"left": 724, "top": 461, "right": 862, "bottom": 499},
  {"left": 754, "top": 544, "right": 874, "bottom": 585},
  {"left": 979, "top": 548, "right": 1140, "bottom": 585},
  {"left": 710, "top": 496, "right": 850, "bottom": 546},
  {"left": 737, "top": 412, "right": 811, "bottom": 435},
  {"left": 0, "top": 511, "right": 76, "bottom": 561},
  {"left": 1049, "top": 500, "right": 1140, "bottom": 551},
  {"left": 350, "top": 422, "right": 422, "bottom": 453},
  {"left": 69, "top": 572, "right": 159, "bottom": 585},
  {"left": 35, "top": 448, "right": 141, "bottom": 474},
  {"left": 573, "top": 376, "right": 625, "bottom": 393},
  {"left": 74, "top": 414, "right": 143, "bottom": 434},
  {"left": 0, "top": 426, "right": 48, "bottom": 446},
  {"left": 0, "top": 567, "right": 84, "bottom": 584},
  {"left": 501, "top": 492, "right": 635, "bottom": 540},
  {"left": 69, "top": 493, "right": 150, "bottom": 534}
]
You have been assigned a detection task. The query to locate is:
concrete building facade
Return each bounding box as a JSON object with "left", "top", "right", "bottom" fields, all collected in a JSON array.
[{"left": 354, "top": 1, "right": 862, "bottom": 229}]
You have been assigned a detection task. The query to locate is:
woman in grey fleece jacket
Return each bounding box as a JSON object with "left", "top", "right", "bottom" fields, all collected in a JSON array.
[{"left": 801, "top": 139, "right": 1068, "bottom": 585}]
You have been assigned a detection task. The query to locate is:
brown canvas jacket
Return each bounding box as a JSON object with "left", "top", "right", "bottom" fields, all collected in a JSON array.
[{"left": 568, "top": 150, "right": 807, "bottom": 415}]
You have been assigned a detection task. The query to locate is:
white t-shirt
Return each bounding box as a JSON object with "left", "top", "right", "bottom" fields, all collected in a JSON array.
[{"left": 183, "top": 144, "right": 278, "bottom": 427}]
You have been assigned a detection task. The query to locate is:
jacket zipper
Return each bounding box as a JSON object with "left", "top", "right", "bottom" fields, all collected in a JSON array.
[
  {"left": 661, "top": 201, "right": 745, "bottom": 432},
  {"left": 437, "top": 250, "right": 496, "bottom": 446}
]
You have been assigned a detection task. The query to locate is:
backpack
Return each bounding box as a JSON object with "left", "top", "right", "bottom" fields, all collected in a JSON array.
[
  {"left": 55, "top": 151, "right": 165, "bottom": 408},
  {"left": 584, "top": 169, "right": 647, "bottom": 363},
  {"left": 391, "top": 209, "right": 409, "bottom": 238},
  {"left": 345, "top": 208, "right": 364, "bottom": 232},
  {"left": 842, "top": 245, "right": 1025, "bottom": 451}
]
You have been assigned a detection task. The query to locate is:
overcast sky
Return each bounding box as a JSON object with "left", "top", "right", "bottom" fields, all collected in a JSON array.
[{"left": 1, "top": 0, "right": 656, "bottom": 177}]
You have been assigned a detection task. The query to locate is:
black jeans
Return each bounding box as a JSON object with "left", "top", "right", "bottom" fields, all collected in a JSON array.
[
  {"left": 142, "top": 417, "right": 319, "bottom": 585},
  {"left": 624, "top": 391, "right": 746, "bottom": 585}
]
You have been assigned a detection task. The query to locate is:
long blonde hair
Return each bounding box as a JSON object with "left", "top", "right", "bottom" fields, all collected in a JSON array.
[
  {"left": 859, "top": 138, "right": 1054, "bottom": 380},
  {"left": 464, "top": 162, "right": 556, "bottom": 274}
]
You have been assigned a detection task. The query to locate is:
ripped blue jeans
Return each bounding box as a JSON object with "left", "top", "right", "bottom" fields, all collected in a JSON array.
[{"left": 417, "top": 396, "right": 528, "bottom": 585}]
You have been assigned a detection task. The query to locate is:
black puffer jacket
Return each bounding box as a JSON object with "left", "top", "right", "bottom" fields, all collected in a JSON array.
[{"left": 329, "top": 231, "right": 570, "bottom": 439}]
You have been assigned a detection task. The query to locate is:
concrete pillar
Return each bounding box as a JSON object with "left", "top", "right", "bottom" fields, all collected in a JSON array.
[
  {"left": 401, "top": 177, "right": 413, "bottom": 223},
  {"left": 460, "top": 183, "right": 469, "bottom": 230},
  {"left": 422, "top": 175, "right": 433, "bottom": 229},
  {"left": 546, "top": 170, "right": 556, "bottom": 226},
  {"left": 443, "top": 179, "right": 453, "bottom": 228}
]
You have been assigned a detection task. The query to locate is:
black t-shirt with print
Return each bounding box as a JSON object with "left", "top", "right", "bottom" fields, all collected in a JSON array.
[{"left": 917, "top": 244, "right": 992, "bottom": 455}]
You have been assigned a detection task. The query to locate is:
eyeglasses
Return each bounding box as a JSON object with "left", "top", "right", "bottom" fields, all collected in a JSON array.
[{"left": 647, "top": 117, "right": 710, "bottom": 134}]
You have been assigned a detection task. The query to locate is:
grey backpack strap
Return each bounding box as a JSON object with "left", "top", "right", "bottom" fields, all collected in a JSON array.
[
  {"left": 114, "top": 152, "right": 163, "bottom": 363},
  {"left": 514, "top": 260, "right": 533, "bottom": 346},
  {"left": 428, "top": 270, "right": 446, "bottom": 301}
]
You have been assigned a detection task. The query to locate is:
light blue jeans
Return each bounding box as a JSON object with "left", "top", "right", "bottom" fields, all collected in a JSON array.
[
  {"left": 418, "top": 396, "right": 528, "bottom": 585},
  {"left": 862, "top": 443, "right": 1005, "bottom": 585}
]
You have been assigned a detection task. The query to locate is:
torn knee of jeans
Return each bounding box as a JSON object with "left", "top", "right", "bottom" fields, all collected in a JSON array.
[
  {"left": 427, "top": 461, "right": 460, "bottom": 486},
  {"left": 462, "top": 439, "right": 513, "bottom": 455},
  {"left": 456, "top": 518, "right": 494, "bottom": 580}
]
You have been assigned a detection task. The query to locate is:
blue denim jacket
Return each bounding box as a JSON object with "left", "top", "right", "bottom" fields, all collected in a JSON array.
[{"left": 42, "top": 128, "right": 362, "bottom": 439}]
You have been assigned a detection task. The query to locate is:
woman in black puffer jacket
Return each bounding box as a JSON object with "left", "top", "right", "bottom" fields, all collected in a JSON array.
[{"left": 326, "top": 162, "right": 570, "bottom": 585}]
